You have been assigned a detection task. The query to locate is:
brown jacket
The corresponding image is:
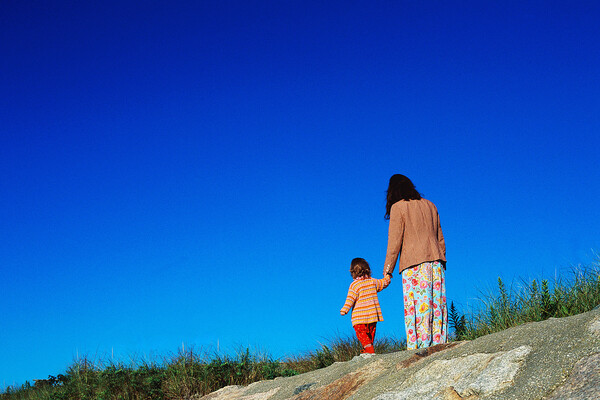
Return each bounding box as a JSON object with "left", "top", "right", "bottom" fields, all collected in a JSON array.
[{"left": 383, "top": 198, "right": 446, "bottom": 275}]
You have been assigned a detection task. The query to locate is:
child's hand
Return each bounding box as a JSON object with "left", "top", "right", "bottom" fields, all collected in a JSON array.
[
  {"left": 381, "top": 272, "right": 392, "bottom": 289},
  {"left": 340, "top": 310, "right": 346, "bottom": 316}
]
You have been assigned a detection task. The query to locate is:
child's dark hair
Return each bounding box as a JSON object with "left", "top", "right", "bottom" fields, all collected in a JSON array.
[{"left": 350, "top": 258, "right": 371, "bottom": 279}]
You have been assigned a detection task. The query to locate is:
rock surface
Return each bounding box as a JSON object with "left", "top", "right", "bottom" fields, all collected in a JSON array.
[
  {"left": 376, "top": 345, "right": 532, "bottom": 400},
  {"left": 193, "top": 309, "right": 600, "bottom": 400}
]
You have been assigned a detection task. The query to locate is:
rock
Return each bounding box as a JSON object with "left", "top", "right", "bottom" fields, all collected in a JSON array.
[
  {"left": 589, "top": 317, "right": 600, "bottom": 336},
  {"left": 293, "top": 383, "right": 315, "bottom": 395},
  {"left": 376, "top": 346, "right": 531, "bottom": 400},
  {"left": 545, "top": 353, "right": 600, "bottom": 400},
  {"left": 440, "top": 387, "right": 464, "bottom": 400},
  {"left": 193, "top": 308, "right": 600, "bottom": 400},
  {"left": 290, "top": 360, "right": 386, "bottom": 400},
  {"left": 199, "top": 386, "right": 280, "bottom": 400},
  {"left": 396, "top": 342, "right": 465, "bottom": 370}
]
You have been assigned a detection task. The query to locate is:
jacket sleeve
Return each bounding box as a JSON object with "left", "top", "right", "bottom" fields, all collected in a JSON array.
[
  {"left": 384, "top": 205, "right": 404, "bottom": 275},
  {"left": 376, "top": 274, "right": 391, "bottom": 292},
  {"left": 437, "top": 210, "right": 446, "bottom": 259},
  {"left": 340, "top": 286, "right": 357, "bottom": 315}
]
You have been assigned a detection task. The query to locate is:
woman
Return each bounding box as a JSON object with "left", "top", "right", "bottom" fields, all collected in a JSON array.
[{"left": 383, "top": 174, "right": 447, "bottom": 349}]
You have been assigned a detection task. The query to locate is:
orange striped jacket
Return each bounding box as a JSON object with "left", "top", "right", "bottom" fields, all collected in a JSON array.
[{"left": 340, "top": 275, "right": 391, "bottom": 326}]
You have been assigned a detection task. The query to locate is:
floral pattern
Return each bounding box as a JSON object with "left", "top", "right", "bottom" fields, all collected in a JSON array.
[{"left": 402, "top": 261, "right": 447, "bottom": 349}]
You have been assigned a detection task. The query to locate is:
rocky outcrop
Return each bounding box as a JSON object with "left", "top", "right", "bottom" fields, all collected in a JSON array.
[
  {"left": 376, "top": 345, "right": 532, "bottom": 400},
  {"left": 194, "top": 309, "right": 600, "bottom": 400}
]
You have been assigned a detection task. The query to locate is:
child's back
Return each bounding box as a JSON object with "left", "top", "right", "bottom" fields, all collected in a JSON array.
[
  {"left": 340, "top": 258, "right": 391, "bottom": 354},
  {"left": 341, "top": 275, "right": 390, "bottom": 326}
]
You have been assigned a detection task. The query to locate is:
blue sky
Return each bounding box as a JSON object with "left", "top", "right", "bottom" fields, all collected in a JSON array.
[{"left": 1, "top": 0, "right": 600, "bottom": 389}]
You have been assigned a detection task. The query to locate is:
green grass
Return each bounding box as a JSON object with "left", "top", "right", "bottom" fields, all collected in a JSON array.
[
  {"left": 3, "top": 257, "right": 599, "bottom": 400},
  {"left": 0, "top": 337, "right": 403, "bottom": 400},
  {"left": 449, "top": 261, "right": 600, "bottom": 340},
  {"left": 282, "top": 334, "right": 406, "bottom": 375}
]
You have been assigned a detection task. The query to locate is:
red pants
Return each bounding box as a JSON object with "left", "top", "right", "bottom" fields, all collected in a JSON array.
[{"left": 354, "top": 323, "right": 377, "bottom": 353}]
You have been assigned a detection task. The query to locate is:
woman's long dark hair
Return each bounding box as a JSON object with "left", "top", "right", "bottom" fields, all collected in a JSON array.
[{"left": 385, "top": 174, "right": 422, "bottom": 220}]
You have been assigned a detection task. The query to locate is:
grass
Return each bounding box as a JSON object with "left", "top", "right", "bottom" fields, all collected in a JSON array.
[
  {"left": 0, "top": 337, "right": 404, "bottom": 400},
  {"left": 282, "top": 335, "right": 405, "bottom": 375},
  {"left": 449, "top": 261, "right": 600, "bottom": 340},
  {"left": 3, "top": 257, "right": 599, "bottom": 400}
]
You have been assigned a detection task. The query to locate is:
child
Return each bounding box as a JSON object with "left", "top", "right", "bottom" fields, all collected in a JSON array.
[{"left": 340, "top": 258, "right": 392, "bottom": 354}]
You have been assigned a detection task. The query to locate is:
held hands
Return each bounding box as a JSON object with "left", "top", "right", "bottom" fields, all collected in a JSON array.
[{"left": 382, "top": 271, "right": 392, "bottom": 287}]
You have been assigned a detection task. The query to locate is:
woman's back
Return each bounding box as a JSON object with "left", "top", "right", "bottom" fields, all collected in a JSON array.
[{"left": 384, "top": 198, "right": 446, "bottom": 274}]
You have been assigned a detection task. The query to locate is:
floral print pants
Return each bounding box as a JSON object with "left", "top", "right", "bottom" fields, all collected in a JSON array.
[{"left": 402, "top": 260, "right": 447, "bottom": 349}]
